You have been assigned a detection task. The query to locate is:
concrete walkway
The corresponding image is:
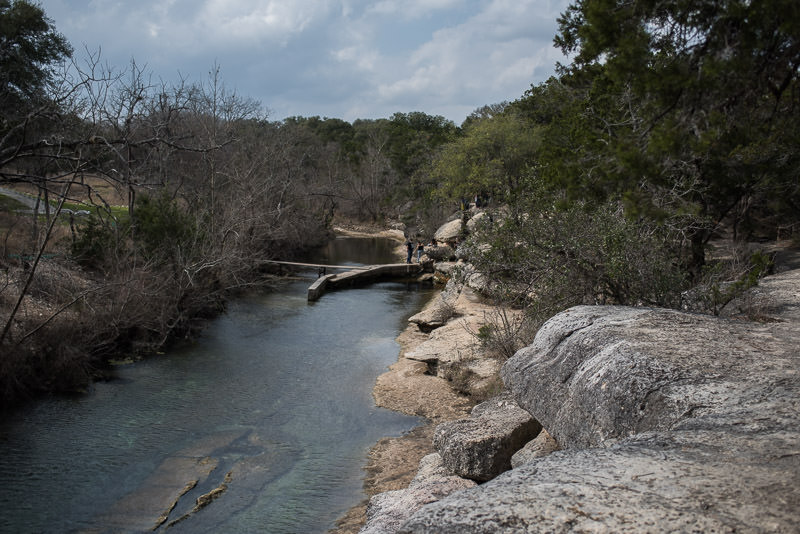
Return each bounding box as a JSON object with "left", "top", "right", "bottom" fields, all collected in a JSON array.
[{"left": 308, "top": 262, "right": 428, "bottom": 301}]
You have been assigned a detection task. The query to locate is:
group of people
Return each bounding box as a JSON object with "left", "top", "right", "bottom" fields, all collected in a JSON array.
[{"left": 405, "top": 237, "right": 437, "bottom": 264}]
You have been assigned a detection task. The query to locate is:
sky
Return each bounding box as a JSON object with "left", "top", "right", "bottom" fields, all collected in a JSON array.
[{"left": 41, "top": 0, "right": 572, "bottom": 125}]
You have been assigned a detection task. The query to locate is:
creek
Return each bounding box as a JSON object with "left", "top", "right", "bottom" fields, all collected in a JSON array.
[{"left": 0, "top": 236, "right": 434, "bottom": 533}]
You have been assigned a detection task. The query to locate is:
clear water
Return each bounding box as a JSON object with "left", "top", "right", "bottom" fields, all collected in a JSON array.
[{"left": 0, "top": 237, "right": 432, "bottom": 533}]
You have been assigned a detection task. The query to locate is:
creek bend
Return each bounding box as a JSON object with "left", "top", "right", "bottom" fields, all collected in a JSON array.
[{"left": 0, "top": 236, "right": 434, "bottom": 533}]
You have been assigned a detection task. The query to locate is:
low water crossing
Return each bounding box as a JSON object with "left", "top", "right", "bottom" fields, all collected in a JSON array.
[{"left": 0, "top": 236, "right": 434, "bottom": 533}]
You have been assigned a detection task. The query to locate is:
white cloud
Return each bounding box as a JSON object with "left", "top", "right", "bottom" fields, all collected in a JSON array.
[
  {"left": 366, "top": 0, "right": 461, "bottom": 18},
  {"left": 196, "top": 0, "right": 332, "bottom": 45},
  {"left": 43, "top": 0, "right": 572, "bottom": 123},
  {"left": 372, "top": 0, "right": 568, "bottom": 115}
]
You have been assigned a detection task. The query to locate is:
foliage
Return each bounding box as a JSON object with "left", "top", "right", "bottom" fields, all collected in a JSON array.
[
  {"left": 70, "top": 212, "right": 125, "bottom": 270},
  {"left": 132, "top": 194, "right": 199, "bottom": 262},
  {"left": 696, "top": 250, "right": 775, "bottom": 316},
  {"left": 385, "top": 111, "right": 459, "bottom": 178},
  {"left": 0, "top": 0, "right": 71, "bottom": 113},
  {"left": 457, "top": 183, "right": 688, "bottom": 327},
  {"left": 545, "top": 0, "right": 800, "bottom": 272},
  {"left": 473, "top": 307, "right": 532, "bottom": 362},
  {"left": 430, "top": 111, "right": 542, "bottom": 206}
]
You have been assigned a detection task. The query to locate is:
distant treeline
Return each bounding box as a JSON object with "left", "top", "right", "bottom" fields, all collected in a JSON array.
[{"left": 1, "top": 0, "right": 798, "bottom": 406}]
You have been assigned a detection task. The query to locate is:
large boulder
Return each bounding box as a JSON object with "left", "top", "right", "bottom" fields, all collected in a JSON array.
[
  {"left": 432, "top": 395, "right": 541, "bottom": 482},
  {"left": 407, "top": 279, "right": 460, "bottom": 332},
  {"left": 433, "top": 219, "right": 463, "bottom": 244},
  {"left": 502, "top": 300, "right": 798, "bottom": 449},
  {"left": 404, "top": 314, "right": 484, "bottom": 365},
  {"left": 424, "top": 244, "right": 455, "bottom": 262},
  {"left": 399, "top": 268, "right": 800, "bottom": 532},
  {"left": 465, "top": 211, "right": 489, "bottom": 233}
]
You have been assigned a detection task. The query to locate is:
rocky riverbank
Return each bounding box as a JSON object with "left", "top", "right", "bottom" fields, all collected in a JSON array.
[
  {"left": 334, "top": 218, "right": 800, "bottom": 533},
  {"left": 331, "top": 273, "right": 509, "bottom": 533},
  {"left": 329, "top": 218, "right": 517, "bottom": 533},
  {"left": 356, "top": 261, "right": 800, "bottom": 533}
]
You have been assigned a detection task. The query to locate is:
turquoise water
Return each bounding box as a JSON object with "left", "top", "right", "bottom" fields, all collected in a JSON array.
[{"left": 0, "top": 237, "right": 432, "bottom": 533}]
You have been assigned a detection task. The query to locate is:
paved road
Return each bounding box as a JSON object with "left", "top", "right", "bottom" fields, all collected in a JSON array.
[{"left": 0, "top": 186, "right": 38, "bottom": 210}]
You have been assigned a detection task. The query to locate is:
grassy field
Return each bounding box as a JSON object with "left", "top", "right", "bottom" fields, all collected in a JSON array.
[{"left": 0, "top": 175, "right": 130, "bottom": 258}]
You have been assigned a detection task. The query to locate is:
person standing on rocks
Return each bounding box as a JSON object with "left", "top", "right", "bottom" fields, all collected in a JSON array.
[
  {"left": 416, "top": 240, "right": 425, "bottom": 263},
  {"left": 406, "top": 238, "right": 414, "bottom": 264}
]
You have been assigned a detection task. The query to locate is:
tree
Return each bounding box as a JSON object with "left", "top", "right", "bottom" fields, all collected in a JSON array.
[
  {"left": 385, "top": 111, "right": 459, "bottom": 179},
  {"left": 548, "top": 0, "right": 800, "bottom": 273},
  {"left": 430, "top": 111, "right": 541, "bottom": 206},
  {"left": 0, "top": 0, "right": 72, "bottom": 114}
]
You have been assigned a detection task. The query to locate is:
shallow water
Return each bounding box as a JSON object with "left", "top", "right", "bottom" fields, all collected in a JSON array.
[{"left": 0, "top": 237, "right": 432, "bottom": 533}]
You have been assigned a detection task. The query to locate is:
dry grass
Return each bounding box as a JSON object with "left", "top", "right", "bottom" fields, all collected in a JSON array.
[
  {"left": 4, "top": 174, "right": 128, "bottom": 207},
  {"left": 0, "top": 212, "right": 73, "bottom": 258}
]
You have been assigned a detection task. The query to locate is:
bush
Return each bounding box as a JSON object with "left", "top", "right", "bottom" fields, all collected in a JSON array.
[
  {"left": 132, "top": 194, "right": 200, "bottom": 263},
  {"left": 458, "top": 197, "right": 689, "bottom": 328},
  {"left": 71, "top": 213, "right": 125, "bottom": 270},
  {"left": 685, "top": 249, "right": 775, "bottom": 316}
]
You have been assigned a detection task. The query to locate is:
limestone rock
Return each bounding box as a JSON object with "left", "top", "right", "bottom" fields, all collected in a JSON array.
[
  {"left": 399, "top": 268, "right": 800, "bottom": 533},
  {"left": 373, "top": 357, "right": 473, "bottom": 423},
  {"left": 425, "top": 245, "right": 455, "bottom": 262},
  {"left": 465, "top": 211, "right": 488, "bottom": 233},
  {"left": 408, "top": 279, "right": 460, "bottom": 332},
  {"left": 432, "top": 396, "right": 541, "bottom": 482},
  {"left": 501, "top": 299, "right": 798, "bottom": 449},
  {"left": 510, "top": 429, "right": 559, "bottom": 468},
  {"left": 360, "top": 454, "right": 476, "bottom": 534},
  {"left": 432, "top": 261, "right": 459, "bottom": 277},
  {"left": 404, "top": 314, "right": 483, "bottom": 365},
  {"left": 400, "top": 430, "right": 799, "bottom": 533},
  {"left": 433, "top": 219, "right": 463, "bottom": 244}
]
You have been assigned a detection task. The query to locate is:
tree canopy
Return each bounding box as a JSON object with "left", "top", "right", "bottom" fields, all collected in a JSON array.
[
  {"left": 549, "top": 0, "right": 800, "bottom": 248},
  {"left": 0, "top": 0, "right": 71, "bottom": 113}
]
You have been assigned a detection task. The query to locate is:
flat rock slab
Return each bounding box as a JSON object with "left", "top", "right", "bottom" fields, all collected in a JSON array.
[
  {"left": 373, "top": 357, "right": 473, "bottom": 423},
  {"left": 400, "top": 429, "right": 799, "bottom": 533}
]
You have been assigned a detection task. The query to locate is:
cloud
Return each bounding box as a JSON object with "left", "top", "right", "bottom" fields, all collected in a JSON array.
[
  {"left": 366, "top": 0, "right": 568, "bottom": 118},
  {"left": 196, "top": 0, "right": 334, "bottom": 46},
  {"left": 43, "top": 0, "right": 571, "bottom": 123},
  {"left": 365, "top": 0, "right": 462, "bottom": 18}
]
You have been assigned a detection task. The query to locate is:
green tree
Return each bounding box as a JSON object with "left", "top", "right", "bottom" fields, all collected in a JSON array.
[
  {"left": 385, "top": 111, "right": 459, "bottom": 178},
  {"left": 0, "top": 0, "right": 72, "bottom": 114},
  {"left": 431, "top": 111, "right": 542, "bottom": 206},
  {"left": 548, "top": 0, "right": 800, "bottom": 273}
]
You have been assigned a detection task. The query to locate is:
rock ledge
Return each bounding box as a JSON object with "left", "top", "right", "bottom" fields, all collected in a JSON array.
[{"left": 397, "top": 268, "right": 800, "bottom": 533}]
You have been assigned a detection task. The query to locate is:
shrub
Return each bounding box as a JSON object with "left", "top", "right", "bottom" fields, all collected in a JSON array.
[
  {"left": 459, "top": 197, "right": 689, "bottom": 328},
  {"left": 71, "top": 213, "right": 125, "bottom": 269},
  {"left": 132, "top": 194, "right": 200, "bottom": 263}
]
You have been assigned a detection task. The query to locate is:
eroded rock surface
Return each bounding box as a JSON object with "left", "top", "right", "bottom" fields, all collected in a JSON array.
[
  {"left": 360, "top": 454, "right": 476, "bottom": 534},
  {"left": 399, "top": 268, "right": 800, "bottom": 533},
  {"left": 510, "top": 429, "right": 559, "bottom": 468},
  {"left": 407, "top": 279, "right": 461, "bottom": 332},
  {"left": 432, "top": 396, "right": 541, "bottom": 482},
  {"left": 433, "top": 219, "right": 463, "bottom": 244}
]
